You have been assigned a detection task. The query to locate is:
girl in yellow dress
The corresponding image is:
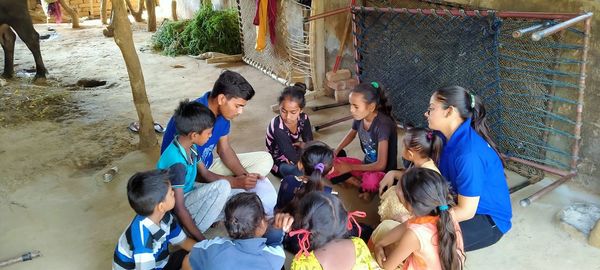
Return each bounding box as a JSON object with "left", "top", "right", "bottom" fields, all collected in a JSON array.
[{"left": 288, "top": 192, "right": 381, "bottom": 270}]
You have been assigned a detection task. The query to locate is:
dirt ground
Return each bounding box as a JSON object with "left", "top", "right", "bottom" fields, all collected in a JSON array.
[{"left": 1, "top": 20, "right": 600, "bottom": 269}]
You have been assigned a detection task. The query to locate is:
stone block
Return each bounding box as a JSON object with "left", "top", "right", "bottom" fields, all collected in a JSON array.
[
  {"left": 557, "top": 203, "right": 600, "bottom": 244},
  {"left": 335, "top": 88, "right": 351, "bottom": 103},
  {"left": 326, "top": 77, "right": 358, "bottom": 92},
  {"left": 326, "top": 69, "right": 351, "bottom": 82}
]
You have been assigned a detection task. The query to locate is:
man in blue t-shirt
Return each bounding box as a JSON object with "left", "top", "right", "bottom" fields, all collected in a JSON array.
[{"left": 161, "top": 70, "right": 277, "bottom": 216}]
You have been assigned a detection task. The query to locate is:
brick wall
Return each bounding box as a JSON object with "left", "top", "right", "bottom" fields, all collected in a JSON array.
[
  {"left": 65, "top": 0, "right": 112, "bottom": 18},
  {"left": 63, "top": 0, "right": 140, "bottom": 19}
]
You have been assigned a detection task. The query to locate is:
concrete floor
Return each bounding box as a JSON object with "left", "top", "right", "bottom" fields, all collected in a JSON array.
[{"left": 1, "top": 22, "right": 599, "bottom": 269}]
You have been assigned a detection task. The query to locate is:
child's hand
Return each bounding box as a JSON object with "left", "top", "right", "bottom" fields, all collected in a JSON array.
[
  {"left": 273, "top": 213, "right": 294, "bottom": 233},
  {"left": 374, "top": 244, "right": 387, "bottom": 267},
  {"left": 379, "top": 173, "right": 395, "bottom": 196},
  {"left": 334, "top": 160, "right": 352, "bottom": 174},
  {"left": 379, "top": 170, "right": 403, "bottom": 196}
]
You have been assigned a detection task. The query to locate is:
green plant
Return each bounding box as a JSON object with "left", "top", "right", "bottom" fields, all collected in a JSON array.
[
  {"left": 151, "top": 6, "right": 241, "bottom": 56},
  {"left": 151, "top": 19, "right": 189, "bottom": 56}
]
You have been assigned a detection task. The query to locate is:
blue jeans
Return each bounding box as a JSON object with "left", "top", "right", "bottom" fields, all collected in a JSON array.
[{"left": 278, "top": 163, "right": 303, "bottom": 178}]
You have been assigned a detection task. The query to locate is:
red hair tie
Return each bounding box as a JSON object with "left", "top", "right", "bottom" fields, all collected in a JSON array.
[
  {"left": 288, "top": 229, "right": 311, "bottom": 257},
  {"left": 347, "top": 211, "right": 367, "bottom": 237}
]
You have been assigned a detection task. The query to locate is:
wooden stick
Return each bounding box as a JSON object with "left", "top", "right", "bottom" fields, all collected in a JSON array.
[
  {"left": 58, "top": 0, "right": 80, "bottom": 28},
  {"left": 315, "top": 115, "right": 353, "bottom": 131},
  {"left": 305, "top": 6, "right": 350, "bottom": 22},
  {"left": 333, "top": 13, "right": 352, "bottom": 72},
  {"left": 205, "top": 54, "right": 243, "bottom": 64}
]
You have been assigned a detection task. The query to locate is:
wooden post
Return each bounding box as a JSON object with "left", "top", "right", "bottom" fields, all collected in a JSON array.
[
  {"left": 112, "top": 0, "right": 158, "bottom": 151},
  {"left": 58, "top": 0, "right": 80, "bottom": 28},
  {"left": 146, "top": 0, "right": 156, "bottom": 31},
  {"left": 171, "top": 0, "right": 177, "bottom": 21},
  {"left": 125, "top": 0, "right": 145, "bottom": 22},
  {"left": 100, "top": 0, "right": 108, "bottom": 24},
  {"left": 309, "top": 0, "right": 325, "bottom": 92}
]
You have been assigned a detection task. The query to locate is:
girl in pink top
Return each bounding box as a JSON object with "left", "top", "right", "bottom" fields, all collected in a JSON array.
[{"left": 373, "top": 168, "right": 465, "bottom": 270}]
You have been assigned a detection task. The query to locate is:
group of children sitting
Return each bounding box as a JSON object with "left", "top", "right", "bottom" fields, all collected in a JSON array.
[{"left": 113, "top": 70, "right": 465, "bottom": 270}]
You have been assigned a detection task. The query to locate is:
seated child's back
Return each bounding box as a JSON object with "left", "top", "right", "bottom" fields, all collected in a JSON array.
[{"left": 185, "top": 192, "right": 293, "bottom": 270}]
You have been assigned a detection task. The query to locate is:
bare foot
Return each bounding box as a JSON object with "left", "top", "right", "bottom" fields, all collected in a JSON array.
[
  {"left": 346, "top": 176, "right": 362, "bottom": 188},
  {"left": 337, "top": 176, "right": 361, "bottom": 189}
]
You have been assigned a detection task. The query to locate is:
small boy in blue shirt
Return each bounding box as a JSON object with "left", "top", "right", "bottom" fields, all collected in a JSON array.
[
  {"left": 113, "top": 169, "right": 196, "bottom": 270},
  {"left": 157, "top": 100, "right": 231, "bottom": 242}
]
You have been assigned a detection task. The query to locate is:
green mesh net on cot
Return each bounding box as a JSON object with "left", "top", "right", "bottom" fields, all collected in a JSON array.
[{"left": 351, "top": 7, "right": 585, "bottom": 172}]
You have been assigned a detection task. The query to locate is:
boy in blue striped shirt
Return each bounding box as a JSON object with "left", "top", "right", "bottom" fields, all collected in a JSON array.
[{"left": 113, "top": 168, "right": 196, "bottom": 270}]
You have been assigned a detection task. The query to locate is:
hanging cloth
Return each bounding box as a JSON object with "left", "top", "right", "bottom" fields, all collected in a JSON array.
[
  {"left": 253, "top": 0, "right": 268, "bottom": 51},
  {"left": 267, "top": 0, "right": 277, "bottom": 45},
  {"left": 46, "top": 0, "right": 62, "bottom": 24}
]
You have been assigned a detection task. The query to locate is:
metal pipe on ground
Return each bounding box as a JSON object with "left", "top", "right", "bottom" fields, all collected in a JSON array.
[
  {"left": 315, "top": 115, "right": 353, "bottom": 131},
  {"left": 519, "top": 174, "right": 576, "bottom": 207},
  {"left": 0, "top": 251, "right": 42, "bottom": 268},
  {"left": 311, "top": 102, "right": 349, "bottom": 111}
]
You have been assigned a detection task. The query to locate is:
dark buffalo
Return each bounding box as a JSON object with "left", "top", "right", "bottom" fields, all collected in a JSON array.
[{"left": 0, "top": 0, "right": 47, "bottom": 81}]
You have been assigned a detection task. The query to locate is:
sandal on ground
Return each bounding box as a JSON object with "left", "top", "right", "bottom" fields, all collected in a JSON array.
[
  {"left": 128, "top": 121, "right": 165, "bottom": 133},
  {"left": 127, "top": 121, "right": 140, "bottom": 133}
]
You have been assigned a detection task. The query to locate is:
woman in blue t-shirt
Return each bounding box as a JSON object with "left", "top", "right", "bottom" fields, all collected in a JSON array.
[{"left": 425, "top": 86, "right": 512, "bottom": 251}]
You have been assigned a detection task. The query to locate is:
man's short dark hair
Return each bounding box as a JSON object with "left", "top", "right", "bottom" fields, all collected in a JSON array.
[
  {"left": 127, "top": 169, "right": 171, "bottom": 216},
  {"left": 173, "top": 99, "right": 215, "bottom": 135},
  {"left": 210, "top": 70, "right": 255, "bottom": 101}
]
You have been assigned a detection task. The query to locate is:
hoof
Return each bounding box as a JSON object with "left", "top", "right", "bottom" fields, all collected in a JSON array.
[
  {"left": 103, "top": 28, "right": 114, "bottom": 38},
  {"left": 33, "top": 75, "right": 47, "bottom": 85}
]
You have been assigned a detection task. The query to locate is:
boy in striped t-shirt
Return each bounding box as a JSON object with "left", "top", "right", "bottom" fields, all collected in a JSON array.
[{"left": 113, "top": 168, "right": 196, "bottom": 270}]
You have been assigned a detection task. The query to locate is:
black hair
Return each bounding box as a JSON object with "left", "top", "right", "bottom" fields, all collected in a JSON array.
[
  {"left": 173, "top": 99, "right": 215, "bottom": 136},
  {"left": 403, "top": 127, "right": 443, "bottom": 164},
  {"left": 278, "top": 83, "right": 307, "bottom": 108},
  {"left": 398, "top": 168, "right": 464, "bottom": 270},
  {"left": 295, "top": 192, "right": 350, "bottom": 251},
  {"left": 282, "top": 141, "right": 334, "bottom": 215},
  {"left": 210, "top": 70, "right": 255, "bottom": 101},
  {"left": 350, "top": 82, "right": 393, "bottom": 117},
  {"left": 127, "top": 169, "right": 171, "bottom": 216},
  {"left": 224, "top": 192, "right": 266, "bottom": 239},
  {"left": 434, "top": 86, "right": 501, "bottom": 161}
]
